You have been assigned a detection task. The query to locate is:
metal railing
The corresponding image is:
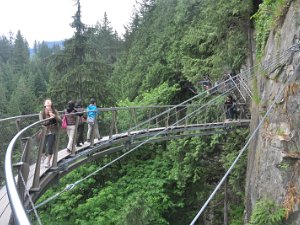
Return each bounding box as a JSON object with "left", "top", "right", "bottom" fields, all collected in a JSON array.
[{"left": 2, "top": 102, "right": 250, "bottom": 225}]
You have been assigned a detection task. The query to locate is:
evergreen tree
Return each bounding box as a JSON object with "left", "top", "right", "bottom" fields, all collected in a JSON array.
[
  {"left": 9, "top": 76, "right": 37, "bottom": 115},
  {"left": 0, "top": 35, "right": 13, "bottom": 64},
  {"left": 0, "top": 81, "right": 8, "bottom": 115},
  {"left": 48, "top": 0, "right": 120, "bottom": 106},
  {"left": 12, "top": 30, "right": 30, "bottom": 73}
]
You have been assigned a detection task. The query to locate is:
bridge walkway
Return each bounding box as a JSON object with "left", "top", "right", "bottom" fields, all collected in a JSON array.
[{"left": 0, "top": 119, "right": 250, "bottom": 224}]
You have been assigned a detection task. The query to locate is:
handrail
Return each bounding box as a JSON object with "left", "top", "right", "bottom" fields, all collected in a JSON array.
[
  {"left": 2, "top": 77, "right": 251, "bottom": 224},
  {"left": 3, "top": 105, "right": 247, "bottom": 224},
  {"left": 5, "top": 118, "right": 52, "bottom": 225},
  {"left": 0, "top": 104, "right": 237, "bottom": 122}
]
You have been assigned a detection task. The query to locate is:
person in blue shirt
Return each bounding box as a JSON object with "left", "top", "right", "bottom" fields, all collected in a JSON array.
[{"left": 86, "top": 98, "right": 101, "bottom": 142}]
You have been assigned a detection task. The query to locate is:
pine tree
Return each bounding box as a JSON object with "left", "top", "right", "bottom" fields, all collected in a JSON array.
[
  {"left": 48, "top": 0, "right": 121, "bottom": 106},
  {"left": 12, "top": 30, "right": 30, "bottom": 73}
]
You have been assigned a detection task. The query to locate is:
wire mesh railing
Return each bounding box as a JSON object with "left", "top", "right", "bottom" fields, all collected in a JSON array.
[
  {"left": 2, "top": 101, "right": 250, "bottom": 224},
  {"left": 0, "top": 57, "right": 258, "bottom": 224},
  {"left": 0, "top": 58, "right": 267, "bottom": 224}
]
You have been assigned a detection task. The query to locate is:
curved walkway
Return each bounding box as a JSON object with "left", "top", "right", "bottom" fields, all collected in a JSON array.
[{"left": 0, "top": 119, "right": 249, "bottom": 224}]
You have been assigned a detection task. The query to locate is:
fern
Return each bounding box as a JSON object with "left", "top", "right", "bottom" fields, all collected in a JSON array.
[{"left": 249, "top": 199, "right": 286, "bottom": 225}]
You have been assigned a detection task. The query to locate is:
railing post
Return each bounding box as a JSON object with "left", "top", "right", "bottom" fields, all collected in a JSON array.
[
  {"left": 175, "top": 108, "right": 179, "bottom": 124},
  {"left": 109, "top": 110, "right": 117, "bottom": 139},
  {"left": 128, "top": 108, "right": 133, "bottom": 136},
  {"left": 132, "top": 108, "right": 138, "bottom": 128},
  {"left": 14, "top": 137, "right": 32, "bottom": 202},
  {"left": 147, "top": 109, "right": 152, "bottom": 131},
  {"left": 128, "top": 108, "right": 136, "bottom": 136},
  {"left": 50, "top": 127, "right": 61, "bottom": 170},
  {"left": 114, "top": 111, "right": 118, "bottom": 134},
  {"left": 165, "top": 108, "right": 170, "bottom": 127},
  {"left": 229, "top": 74, "right": 246, "bottom": 102},
  {"left": 31, "top": 126, "right": 46, "bottom": 192},
  {"left": 196, "top": 106, "right": 200, "bottom": 124},
  {"left": 156, "top": 109, "right": 159, "bottom": 128},
  {"left": 15, "top": 119, "right": 24, "bottom": 150},
  {"left": 185, "top": 106, "right": 188, "bottom": 127}
]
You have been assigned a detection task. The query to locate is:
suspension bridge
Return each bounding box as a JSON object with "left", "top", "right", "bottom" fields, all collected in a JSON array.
[{"left": 1, "top": 43, "right": 299, "bottom": 225}]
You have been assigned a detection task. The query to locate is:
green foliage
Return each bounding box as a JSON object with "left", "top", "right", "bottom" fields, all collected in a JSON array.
[
  {"left": 180, "top": 0, "right": 250, "bottom": 82},
  {"left": 111, "top": 0, "right": 250, "bottom": 101},
  {"left": 0, "top": 35, "right": 13, "bottom": 64},
  {"left": 37, "top": 145, "right": 175, "bottom": 225},
  {"left": 251, "top": 0, "right": 293, "bottom": 57},
  {"left": 9, "top": 76, "right": 38, "bottom": 115},
  {"left": 114, "top": 82, "right": 179, "bottom": 131},
  {"left": 118, "top": 82, "right": 179, "bottom": 106},
  {"left": 186, "top": 95, "right": 226, "bottom": 124},
  {"left": 248, "top": 199, "right": 286, "bottom": 225},
  {"left": 48, "top": 3, "right": 121, "bottom": 107},
  {"left": 0, "top": 82, "right": 8, "bottom": 115},
  {"left": 252, "top": 75, "right": 261, "bottom": 105},
  {"left": 35, "top": 125, "right": 249, "bottom": 225},
  {"left": 229, "top": 205, "right": 245, "bottom": 225},
  {"left": 221, "top": 128, "right": 249, "bottom": 198},
  {"left": 12, "top": 31, "right": 30, "bottom": 73}
]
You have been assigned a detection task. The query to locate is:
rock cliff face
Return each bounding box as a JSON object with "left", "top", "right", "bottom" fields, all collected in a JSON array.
[{"left": 245, "top": 0, "right": 300, "bottom": 223}]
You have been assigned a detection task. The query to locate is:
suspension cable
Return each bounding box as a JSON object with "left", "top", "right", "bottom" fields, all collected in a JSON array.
[
  {"left": 189, "top": 49, "right": 299, "bottom": 225},
  {"left": 29, "top": 43, "right": 297, "bottom": 210},
  {"left": 20, "top": 42, "right": 300, "bottom": 220},
  {"left": 31, "top": 86, "right": 236, "bottom": 211},
  {"left": 19, "top": 172, "right": 42, "bottom": 225}
]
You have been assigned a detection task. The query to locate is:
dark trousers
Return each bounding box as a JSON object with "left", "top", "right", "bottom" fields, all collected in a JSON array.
[
  {"left": 226, "top": 108, "right": 234, "bottom": 119},
  {"left": 77, "top": 124, "right": 85, "bottom": 145},
  {"left": 44, "top": 133, "right": 56, "bottom": 155}
]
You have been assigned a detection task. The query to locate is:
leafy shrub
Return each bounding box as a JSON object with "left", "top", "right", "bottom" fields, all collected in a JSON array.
[{"left": 249, "top": 199, "right": 286, "bottom": 225}]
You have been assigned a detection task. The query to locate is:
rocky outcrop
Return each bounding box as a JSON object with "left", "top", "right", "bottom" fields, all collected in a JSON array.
[{"left": 245, "top": 0, "right": 300, "bottom": 223}]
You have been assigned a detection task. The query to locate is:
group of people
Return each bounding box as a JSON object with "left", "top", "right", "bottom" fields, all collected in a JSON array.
[{"left": 39, "top": 98, "right": 101, "bottom": 168}]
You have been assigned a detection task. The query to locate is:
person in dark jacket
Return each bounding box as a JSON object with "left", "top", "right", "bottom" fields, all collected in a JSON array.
[
  {"left": 65, "top": 100, "right": 77, "bottom": 152},
  {"left": 39, "top": 98, "right": 61, "bottom": 167},
  {"left": 224, "top": 95, "right": 234, "bottom": 121},
  {"left": 75, "top": 100, "right": 85, "bottom": 146}
]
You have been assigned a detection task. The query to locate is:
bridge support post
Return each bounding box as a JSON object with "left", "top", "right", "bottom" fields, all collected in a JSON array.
[
  {"left": 109, "top": 110, "right": 118, "bottom": 139},
  {"left": 155, "top": 108, "right": 159, "bottom": 128},
  {"left": 14, "top": 137, "right": 32, "bottom": 202},
  {"left": 30, "top": 126, "right": 47, "bottom": 192},
  {"left": 165, "top": 108, "right": 170, "bottom": 127},
  {"left": 149, "top": 109, "right": 152, "bottom": 131},
  {"left": 15, "top": 119, "right": 24, "bottom": 150},
  {"left": 113, "top": 111, "right": 118, "bottom": 135},
  {"left": 50, "top": 128, "right": 61, "bottom": 170}
]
